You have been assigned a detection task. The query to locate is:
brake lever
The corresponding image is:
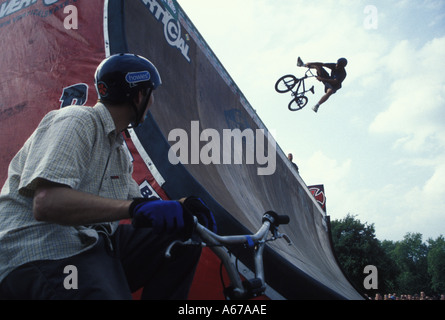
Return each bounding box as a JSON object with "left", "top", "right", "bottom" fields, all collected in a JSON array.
[
  {"left": 165, "top": 239, "right": 202, "bottom": 258},
  {"left": 282, "top": 233, "right": 292, "bottom": 246},
  {"left": 271, "top": 226, "right": 292, "bottom": 246}
]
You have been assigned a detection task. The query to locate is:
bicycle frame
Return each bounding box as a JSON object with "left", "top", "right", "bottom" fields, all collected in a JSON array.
[
  {"left": 293, "top": 68, "right": 316, "bottom": 97},
  {"left": 165, "top": 212, "right": 291, "bottom": 300}
]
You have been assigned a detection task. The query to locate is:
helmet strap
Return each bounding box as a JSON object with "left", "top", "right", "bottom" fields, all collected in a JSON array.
[{"left": 128, "top": 88, "right": 153, "bottom": 129}]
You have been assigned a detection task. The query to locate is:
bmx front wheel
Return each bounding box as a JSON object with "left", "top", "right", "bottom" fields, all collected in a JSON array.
[
  {"left": 275, "top": 75, "right": 298, "bottom": 93},
  {"left": 288, "top": 96, "right": 308, "bottom": 111}
]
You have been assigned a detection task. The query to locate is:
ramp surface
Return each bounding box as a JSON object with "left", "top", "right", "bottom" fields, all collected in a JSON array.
[
  {"left": 0, "top": 0, "right": 363, "bottom": 300},
  {"left": 120, "top": 0, "right": 363, "bottom": 300}
]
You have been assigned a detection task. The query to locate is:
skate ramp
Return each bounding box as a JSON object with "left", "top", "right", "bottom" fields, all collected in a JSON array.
[
  {"left": 0, "top": 0, "right": 363, "bottom": 299},
  {"left": 121, "top": 0, "right": 363, "bottom": 299}
]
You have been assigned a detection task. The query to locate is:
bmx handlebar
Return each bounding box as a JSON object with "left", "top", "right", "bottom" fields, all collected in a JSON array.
[
  {"left": 196, "top": 211, "right": 290, "bottom": 248},
  {"left": 165, "top": 211, "right": 291, "bottom": 299}
]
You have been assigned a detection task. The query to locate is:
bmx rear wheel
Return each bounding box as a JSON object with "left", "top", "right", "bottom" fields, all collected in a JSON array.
[
  {"left": 275, "top": 75, "right": 298, "bottom": 93},
  {"left": 288, "top": 95, "right": 308, "bottom": 111}
]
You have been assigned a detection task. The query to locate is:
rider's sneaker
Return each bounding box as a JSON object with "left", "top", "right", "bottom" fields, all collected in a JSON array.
[
  {"left": 312, "top": 104, "right": 319, "bottom": 113},
  {"left": 297, "top": 57, "right": 304, "bottom": 67}
]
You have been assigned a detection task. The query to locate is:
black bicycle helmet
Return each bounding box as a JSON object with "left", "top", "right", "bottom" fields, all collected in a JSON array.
[
  {"left": 337, "top": 57, "right": 348, "bottom": 68},
  {"left": 94, "top": 53, "right": 162, "bottom": 104}
]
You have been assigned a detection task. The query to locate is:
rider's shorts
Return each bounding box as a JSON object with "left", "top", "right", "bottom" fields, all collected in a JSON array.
[
  {"left": 319, "top": 67, "right": 341, "bottom": 93},
  {"left": 324, "top": 82, "right": 340, "bottom": 94}
]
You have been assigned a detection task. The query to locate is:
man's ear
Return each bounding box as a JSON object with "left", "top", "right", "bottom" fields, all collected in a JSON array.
[{"left": 132, "top": 90, "right": 143, "bottom": 106}]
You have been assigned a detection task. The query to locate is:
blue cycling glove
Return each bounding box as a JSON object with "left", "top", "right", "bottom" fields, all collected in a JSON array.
[
  {"left": 129, "top": 198, "right": 194, "bottom": 237},
  {"left": 129, "top": 196, "right": 217, "bottom": 238},
  {"left": 181, "top": 196, "right": 217, "bottom": 233}
]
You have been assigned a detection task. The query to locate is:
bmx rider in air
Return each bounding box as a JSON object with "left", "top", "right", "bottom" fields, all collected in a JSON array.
[{"left": 304, "top": 58, "right": 348, "bottom": 113}]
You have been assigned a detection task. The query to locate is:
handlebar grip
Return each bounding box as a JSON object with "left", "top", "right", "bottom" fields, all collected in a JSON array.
[
  {"left": 262, "top": 211, "right": 290, "bottom": 226},
  {"left": 276, "top": 214, "right": 290, "bottom": 225}
]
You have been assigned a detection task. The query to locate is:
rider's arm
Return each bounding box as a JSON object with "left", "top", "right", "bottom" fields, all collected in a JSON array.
[{"left": 33, "top": 180, "right": 132, "bottom": 226}]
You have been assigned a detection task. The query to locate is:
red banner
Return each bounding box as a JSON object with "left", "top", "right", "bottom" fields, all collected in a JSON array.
[{"left": 0, "top": 0, "right": 105, "bottom": 184}]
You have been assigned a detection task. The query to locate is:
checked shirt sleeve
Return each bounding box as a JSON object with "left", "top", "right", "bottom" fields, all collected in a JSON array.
[{"left": 17, "top": 109, "right": 96, "bottom": 197}]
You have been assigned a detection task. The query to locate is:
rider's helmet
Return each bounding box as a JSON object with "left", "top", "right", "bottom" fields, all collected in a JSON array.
[
  {"left": 337, "top": 57, "right": 348, "bottom": 68},
  {"left": 94, "top": 53, "right": 162, "bottom": 105}
]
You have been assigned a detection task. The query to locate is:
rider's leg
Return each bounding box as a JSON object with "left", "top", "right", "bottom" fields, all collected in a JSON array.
[
  {"left": 306, "top": 63, "right": 330, "bottom": 79},
  {"left": 114, "top": 224, "right": 202, "bottom": 300},
  {"left": 313, "top": 88, "right": 334, "bottom": 113},
  {"left": 319, "top": 88, "right": 334, "bottom": 105},
  {"left": 0, "top": 235, "right": 133, "bottom": 300}
]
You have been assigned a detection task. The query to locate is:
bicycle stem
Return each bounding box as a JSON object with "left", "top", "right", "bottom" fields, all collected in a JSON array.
[
  {"left": 195, "top": 221, "right": 272, "bottom": 299},
  {"left": 195, "top": 223, "right": 246, "bottom": 298}
]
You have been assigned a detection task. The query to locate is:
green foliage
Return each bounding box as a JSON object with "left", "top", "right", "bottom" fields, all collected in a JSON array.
[
  {"left": 331, "top": 214, "right": 445, "bottom": 297},
  {"left": 330, "top": 214, "right": 396, "bottom": 294},
  {"left": 427, "top": 236, "right": 445, "bottom": 293}
]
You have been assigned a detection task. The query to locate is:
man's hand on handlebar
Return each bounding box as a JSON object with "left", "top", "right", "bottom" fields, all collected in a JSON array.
[
  {"left": 129, "top": 196, "right": 216, "bottom": 239},
  {"left": 181, "top": 196, "right": 217, "bottom": 234},
  {"left": 129, "top": 197, "right": 194, "bottom": 238}
]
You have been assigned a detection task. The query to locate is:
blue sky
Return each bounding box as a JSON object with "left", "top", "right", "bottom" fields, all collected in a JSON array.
[{"left": 177, "top": 0, "right": 445, "bottom": 241}]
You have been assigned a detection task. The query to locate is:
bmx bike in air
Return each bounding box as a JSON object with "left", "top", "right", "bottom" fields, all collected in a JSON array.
[
  {"left": 275, "top": 57, "right": 316, "bottom": 111},
  {"left": 165, "top": 211, "right": 291, "bottom": 300}
]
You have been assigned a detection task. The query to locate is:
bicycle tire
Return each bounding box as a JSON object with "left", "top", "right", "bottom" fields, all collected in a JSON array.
[
  {"left": 288, "top": 95, "right": 308, "bottom": 111},
  {"left": 275, "top": 75, "right": 298, "bottom": 93}
]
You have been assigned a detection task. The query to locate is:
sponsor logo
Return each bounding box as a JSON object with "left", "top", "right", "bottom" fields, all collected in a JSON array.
[
  {"left": 160, "top": 0, "right": 178, "bottom": 19},
  {"left": 139, "top": 180, "right": 160, "bottom": 199},
  {"left": 126, "top": 71, "right": 151, "bottom": 84},
  {"left": 59, "top": 83, "right": 88, "bottom": 108},
  {"left": 0, "top": 0, "right": 64, "bottom": 20},
  {"left": 308, "top": 185, "right": 326, "bottom": 212},
  {"left": 97, "top": 82, "right": 108, "bottom": 98},
  {"left": 141, "top": 0, "right": 191, "bottom": 62},
  {"left": 0, "top": 0, "right": 79, "bottom": 29}
]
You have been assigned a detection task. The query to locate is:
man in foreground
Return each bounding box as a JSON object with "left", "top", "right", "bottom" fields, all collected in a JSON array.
[{"left": 0, "top": 53, "right": 214, "bottom": 299}]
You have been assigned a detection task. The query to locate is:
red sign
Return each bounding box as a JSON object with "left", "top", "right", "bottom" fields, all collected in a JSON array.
[{"left": 308, "top": 185, "right": 327, "bottom": 212}]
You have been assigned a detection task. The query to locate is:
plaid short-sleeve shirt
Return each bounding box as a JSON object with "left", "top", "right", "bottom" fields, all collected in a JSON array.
[{"left": 0, "top": 103, "right": 141, "bottom": 283}]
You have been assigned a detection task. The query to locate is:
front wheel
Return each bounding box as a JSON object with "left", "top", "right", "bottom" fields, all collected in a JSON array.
[
  {"left": 288, "top": 95, "right": 308, "bottom": 111},
  {"left": 275, "top": 75, "right": 298, "bottom": 93}
]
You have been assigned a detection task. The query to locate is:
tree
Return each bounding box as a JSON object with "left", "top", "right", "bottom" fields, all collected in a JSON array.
[
  {"left": 388, "top": 233, "right": 430, "bottom": 295},
  {"left": 331, "top": 214, "right": 445, "bottom": 297},
  {"left": 427, "top": 236, "right": 445, "bottom": 294},
  {"left": 330, "top": 214, "right": 397, "bottom": 295}
]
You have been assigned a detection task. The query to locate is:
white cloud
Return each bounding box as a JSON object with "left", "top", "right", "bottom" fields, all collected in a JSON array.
[
  {"left": 400, "top": 163, "right": 445, "bottom": 240},
  {"left": 370, "top": 36, "right": 445, "bottom": 153},
  {"left": 299, "top": 151, "right": 353, "bottom": 216}
]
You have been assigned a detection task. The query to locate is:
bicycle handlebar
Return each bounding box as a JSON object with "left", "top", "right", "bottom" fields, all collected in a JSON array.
[
  {"left": 165, "top": 211, "right": 291, "bottom": 300},
  {"left": 262, "top": 210, "right": 290, "bottom": 226}
]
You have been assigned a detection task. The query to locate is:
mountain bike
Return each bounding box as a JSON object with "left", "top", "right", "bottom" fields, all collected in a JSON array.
[
  {"left": 275, "top": 57, "right": 316, "bottom": 111},
  {"left": 165, "top": 211, "right": 291, "bottom": 300}
]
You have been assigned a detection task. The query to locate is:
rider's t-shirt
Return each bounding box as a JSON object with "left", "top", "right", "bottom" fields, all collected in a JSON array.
[{"left": 323, "top": 63, "right": 347, "bottom": 92}]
